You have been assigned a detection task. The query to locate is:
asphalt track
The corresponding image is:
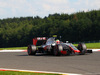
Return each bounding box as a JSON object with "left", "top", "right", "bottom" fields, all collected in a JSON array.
[{"left": 0, "top": 51, "right": 100, "bottom": 75}]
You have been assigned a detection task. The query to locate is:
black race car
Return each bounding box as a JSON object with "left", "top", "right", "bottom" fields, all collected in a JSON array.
[{"left": 27, "top": 37, "right": 92, "bottom": 56}]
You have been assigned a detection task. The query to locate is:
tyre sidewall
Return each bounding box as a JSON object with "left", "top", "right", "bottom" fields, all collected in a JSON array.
[
  {"left": 78, "top": 43, "right": 87, "bottom": 55},
  {"left": 53, "top": 45, "right": 63, "bottom": 56},
  {"left": 27, "top": 45, "right": 36, "bottom": 55}
]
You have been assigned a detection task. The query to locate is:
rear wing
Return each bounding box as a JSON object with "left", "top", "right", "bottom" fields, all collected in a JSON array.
[{"left": 33, "top": 37, "right": 47, "bottom": 46}]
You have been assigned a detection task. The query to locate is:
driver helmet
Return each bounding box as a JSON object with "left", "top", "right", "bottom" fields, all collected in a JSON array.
[{"left": 56, "top": 39, "right": 60, "bottom": 44}]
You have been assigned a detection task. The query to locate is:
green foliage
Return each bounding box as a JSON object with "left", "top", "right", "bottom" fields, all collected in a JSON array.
[{"left": 0, "top": 10, "right": 100, "bottom": 47}]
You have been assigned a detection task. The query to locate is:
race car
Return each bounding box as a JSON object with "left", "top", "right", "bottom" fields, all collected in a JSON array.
[{"left": 27, "top": 37, "right": 92, "bottom": 56}]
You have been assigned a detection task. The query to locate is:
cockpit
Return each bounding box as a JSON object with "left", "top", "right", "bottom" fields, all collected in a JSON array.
[{"left": 46, "top": 37, "right": 55, "bottom": 45}]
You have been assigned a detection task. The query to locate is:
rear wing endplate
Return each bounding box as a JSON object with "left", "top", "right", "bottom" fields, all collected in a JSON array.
[{"left": 33, "top": 37, "right": 47, "bottom": 46}]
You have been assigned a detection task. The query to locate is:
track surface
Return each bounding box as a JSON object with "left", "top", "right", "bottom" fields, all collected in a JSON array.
[{"left": 0, "top": 52, "right": 100, "bottom": 75}]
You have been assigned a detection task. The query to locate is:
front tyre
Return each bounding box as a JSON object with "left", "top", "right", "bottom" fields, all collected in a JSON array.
[
  {"left": 53, "top": 45, "right": 63, "bottom": 56},
  {"left": 27, "top": 45, "right": 37, "bottom": 55},
  {"left": 77, "top": 43, "right": 87, "bottom": 55}
]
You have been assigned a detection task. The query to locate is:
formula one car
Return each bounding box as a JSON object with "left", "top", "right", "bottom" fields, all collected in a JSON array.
[{"left": 27, "top": 37, "right": 92, "bottom": 56}]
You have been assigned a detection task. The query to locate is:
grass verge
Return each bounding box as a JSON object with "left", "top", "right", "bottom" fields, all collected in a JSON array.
[
  {"left": 73, "top": 43, "right": 100, "bottom": 49},
  {"left": 0, "top": 43, "right": 100, "bottom": 50},
  {"left": 0, "top": 47, "right": 27, "bottom": 50},
  {"left": 0, "top": 71, "right": 59, "bottom": 75}
]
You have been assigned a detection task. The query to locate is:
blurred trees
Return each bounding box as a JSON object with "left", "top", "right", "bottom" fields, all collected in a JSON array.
[{"left": 0, "top": 10, "right": 100, "bottom": 47}]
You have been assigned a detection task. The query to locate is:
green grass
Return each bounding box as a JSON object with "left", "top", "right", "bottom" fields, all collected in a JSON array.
[
  {"left": 86, "top": 43, "right": 100, "bottom": 49},
  {"left": 0, "top": 43, "right": 100, "bottom": 50},
  {"left": 73, "top": 43, "right": 100, "bottom": 49},
  {"left": 0, "top": 47, "right": 27, "bottom": 50},
  {"left": 0, "top": 71, "right": 59, "bottom": 75}
]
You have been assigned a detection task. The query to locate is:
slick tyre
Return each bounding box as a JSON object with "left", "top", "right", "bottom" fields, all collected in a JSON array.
[
  {"left": 27, "top": 45, "right": 36, "bottom": 55},
  {"left": 78, "top": 43, "right": 87, "bottom": 55},
  {"left": 53, "top": 45, "right": 63, "bottom": 56}
]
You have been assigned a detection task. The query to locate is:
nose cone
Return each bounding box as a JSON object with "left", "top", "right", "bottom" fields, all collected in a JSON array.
[{"left": 74, "top": 50, "right": 80, "bottom": 53}]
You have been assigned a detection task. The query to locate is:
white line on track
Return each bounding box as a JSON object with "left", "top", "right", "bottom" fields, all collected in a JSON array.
[
  {"left": 0, "top": 50, "right": 27, "bottom": 52},
  {"left": 0, "top": 68, "right": 81, "bottom": 75},
  {"left": 91, "top": 49, "right": 100, "bottom": 52},
  {"left": 0, "top": 49, "right": 100, "bottom": 52}
]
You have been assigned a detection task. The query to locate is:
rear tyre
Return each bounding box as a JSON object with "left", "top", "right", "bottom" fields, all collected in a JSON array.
[
  {"left": 77, "top": 43, "right": 87, "bottom": 55},
  {"left": 53, "top": 45, "right": 63, "bottom": 56},
  {"left": 27, "top": 45, "right": 37, "bottom": 55}
]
